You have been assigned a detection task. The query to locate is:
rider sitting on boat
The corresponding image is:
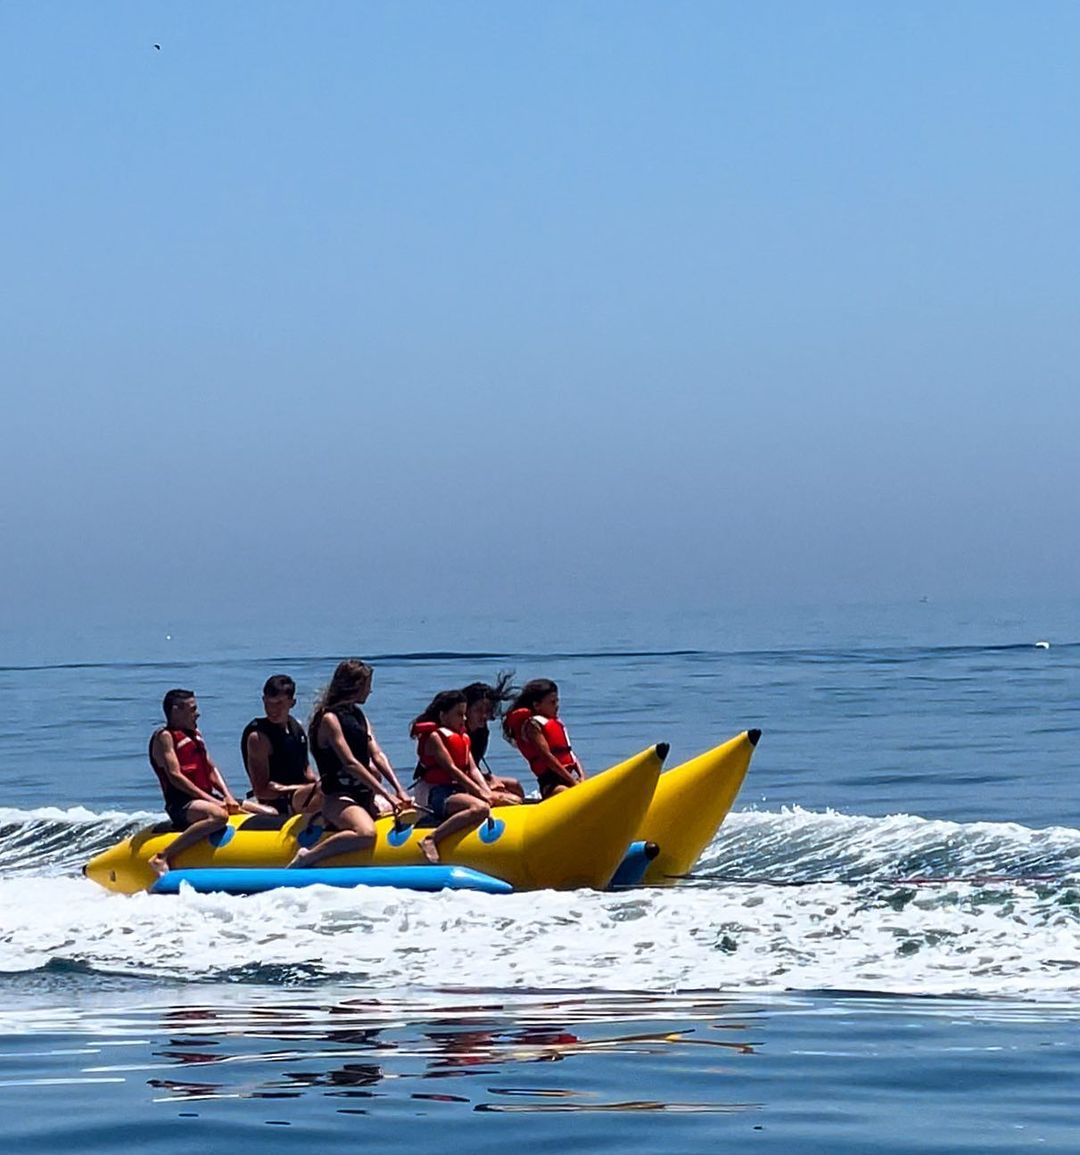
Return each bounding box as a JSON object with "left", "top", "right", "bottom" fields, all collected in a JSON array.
[
  {"left": 290, "top": 659, "right": 412, "bottom": 868},
  {"left": 503, "top": 679, "right": 585, "bottom": 799},
  {"left": 241, "top": 674, "right": 321, "bottom": 817},
  {"left": 148, "top": 689, "right": 272, "bottom": 876},
  {"left": 463, "top": 675, "right": 525, "bottom": 805},
  {"left": 412, "top": 690, "right": 493, "bottom": 864}
]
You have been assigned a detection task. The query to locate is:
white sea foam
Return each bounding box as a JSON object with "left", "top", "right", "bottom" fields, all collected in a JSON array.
[
  {"left": 703, "top": 807, "right": 1080, "bottom": 880},
  {"left": 0, "top": 870, "right": 1076, "bottom": 1002},
  {"left": 1, "top": 805, "right": 1077, "bottom": 1000},
  {"left": 0, "top": 806, "right": 159, "bottom": 825}
]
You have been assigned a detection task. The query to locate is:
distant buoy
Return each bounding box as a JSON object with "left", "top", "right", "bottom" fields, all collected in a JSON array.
[
  {"left": 165, "top": 634, "right": 172, "bottom": 641},
  {"left": 1035, "top": 640, "right": 1050, "bottom": 649}
]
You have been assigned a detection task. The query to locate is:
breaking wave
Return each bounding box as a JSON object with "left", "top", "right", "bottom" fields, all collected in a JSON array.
[
  {"left": 0, "top": 806, "right": 1077, "bottom": 1001},
  {"left": 2, "top": 805, "right": 1077, "bottom": 884}
]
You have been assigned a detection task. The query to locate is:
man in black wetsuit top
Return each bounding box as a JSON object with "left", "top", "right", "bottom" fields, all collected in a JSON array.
[{"left": 241, "top": 675, "right": 321, "bottom": 817}]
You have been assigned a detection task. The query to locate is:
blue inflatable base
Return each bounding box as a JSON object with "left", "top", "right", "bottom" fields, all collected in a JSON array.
[{"left": 150, "top": 865, "right": 513, "bottom": 896}]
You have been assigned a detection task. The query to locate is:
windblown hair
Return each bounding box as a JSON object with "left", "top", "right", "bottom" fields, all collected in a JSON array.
[
  {"left": 162, "top": 688, "right": 195, "bottom": 719},
  {"left": 410, "top": 689, "right": 467, "bottom": 738},
  {"left": 309, "top": 659, "right": 373, "bottom": 740},
  {"left": 502, "top": 678, "right": 559, "bottom": 742},
  {"left": 462, "top": 670, "right": 516, "bottom": 715}
]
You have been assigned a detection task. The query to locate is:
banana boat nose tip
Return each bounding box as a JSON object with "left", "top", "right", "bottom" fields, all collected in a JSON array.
[
  {"left": 748, "top": 728, "right": 762, "bottom": 746},
  {"left": 643, "top": 841, "right": 660, "bottom": 860},
  {"left": 655, "top": 742, "right": 670, "bottom": 761}
]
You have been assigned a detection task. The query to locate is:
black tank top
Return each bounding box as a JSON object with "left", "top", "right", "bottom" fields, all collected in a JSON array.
[
  {"left": 240, "top": 716, "right": 310, "bottom": 790},
  {"left": 469, "top": 724, "right": 490, "bottom": 765},
  {"left": 311, "top": 705, "right": 373, "bottom": 796}
]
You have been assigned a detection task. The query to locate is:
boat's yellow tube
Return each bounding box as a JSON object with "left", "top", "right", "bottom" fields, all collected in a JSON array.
[
  {"left": 634, "top": 729, "right": 759, "bottom": 884},
  {"left": 84, "top": 744, "right": 666, "bottom": 895}
]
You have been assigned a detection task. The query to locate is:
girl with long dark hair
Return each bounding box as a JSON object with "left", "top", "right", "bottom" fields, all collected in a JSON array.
[
  {"left": 503, "top": 679, "right": 585, "bottom": 799},
  {"left": 411, "top": 689, "right": 492, "bottom": 863},
  {"left": 463, "top": 673, "right": 525, "bottom": 804}
]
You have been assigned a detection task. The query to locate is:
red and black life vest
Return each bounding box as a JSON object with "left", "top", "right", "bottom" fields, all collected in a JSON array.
[
  {"left": 148, "top": 726, "right": 217, "bottom": 801},
  {"left": 412, "top": 721, "right": 471, "bottom": 787},
  {"left": 505, "top": 708, "right": 575, "bottom": 779}
]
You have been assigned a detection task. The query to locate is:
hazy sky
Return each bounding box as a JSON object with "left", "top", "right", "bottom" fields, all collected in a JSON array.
[{"left": 3, "top": 2, "right": 1079, "bottom": 631}]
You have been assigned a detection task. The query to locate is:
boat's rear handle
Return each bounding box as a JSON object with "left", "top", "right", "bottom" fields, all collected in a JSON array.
[{"left": 607, "top": 840, "right": 661, "bottom": 889}]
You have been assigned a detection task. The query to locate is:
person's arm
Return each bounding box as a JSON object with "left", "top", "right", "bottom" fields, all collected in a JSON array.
[
  {"left": 245, "top": 731, "right": 279, "bottom": 798},
  {"left": 322, "top": 714, "right": 396, "bottom": 805},
  {"left": 523, "top": 720, "right": 579, "bottom": 786},
  {"left": 153, "top": 731, "right": 226, "bottom": 806},
  {"left": 206, "top": 754, "right": 241, "bottom": 813},
  {"left": 425, "top": 732, "right": 492, "bottom": 801},
  {"left": 246, "top": 731, "right": 308, "bottom": 796},
  {"left": 567, "top": 735, "right": 585, "bottom": 781},
  {"left": 466, "top": 752, "right": 494, "bottom": 793},
  {"left": 368, "top": 727, "right": 412, "bottom": 804}
]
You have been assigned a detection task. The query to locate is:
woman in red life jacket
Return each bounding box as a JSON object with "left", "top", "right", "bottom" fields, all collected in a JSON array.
[
  {"left": 463, "top": 675, "right": 525, "bottom": 805},
  {"left": 502, "top": 679, "right": 585, "bottom": 799},
  {"left": 411, "top": 690, "right": 493, "bottom": 864},
  {"left": 290, "top": 659, "right": 413, "bottom": 869}
]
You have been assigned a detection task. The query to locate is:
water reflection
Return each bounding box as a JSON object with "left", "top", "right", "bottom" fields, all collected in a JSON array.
[{"left": 133, "top": 992, "right": 762, "bottom": 1115}]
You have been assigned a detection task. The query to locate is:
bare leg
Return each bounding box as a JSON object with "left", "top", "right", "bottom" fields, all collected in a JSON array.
[
  {"left": 289, "top": 795, "right": 375, "bottom": 868},
  {"left": 493, "top": 775, "right": 525, "bottom": 801},
  {"left": 542, "top": 783, "right": 573, "bottom": 800},
  {"left": 488, "top": 788, "right": 522, "bottom": 807},
  {"left": 417, "top": 796, "right": 490, "bottom": 864},
  {"left": 240, "top": 798, "right": 278, "bottom": 816},
  {"left": 292, "top": 782, "right": 324, "bottom": 815},
  {"left": 150, "top": 800, "right": 229, "bottom": 876}
]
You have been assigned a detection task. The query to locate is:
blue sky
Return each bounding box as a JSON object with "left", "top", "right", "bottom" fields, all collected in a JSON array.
[{"left": 2, "top": 2, "right": 1078, "bottom": 629}]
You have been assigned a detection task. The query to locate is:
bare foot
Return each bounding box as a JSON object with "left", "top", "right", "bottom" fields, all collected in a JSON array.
[
  {"left": 418, "top": 837, "right": 439, "bottom": 865},
  {"left": 287, "top": 847, "right": 312, "bottom": 869},
  {"left": 149, "top": 853, "right": 169, "bottom": 878}
]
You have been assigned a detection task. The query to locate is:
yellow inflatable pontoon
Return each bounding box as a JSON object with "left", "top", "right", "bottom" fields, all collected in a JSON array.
[
  {"left": 85, "top": 743, "right": 667, "bottom": 895},
  {"left": 635, "top": 729, "right": 760, "bottom": 884}
]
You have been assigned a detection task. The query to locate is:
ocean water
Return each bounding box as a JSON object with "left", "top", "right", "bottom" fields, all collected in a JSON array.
[{"left": 1, "top": 601, "right": 1077, "bottom": 1153}]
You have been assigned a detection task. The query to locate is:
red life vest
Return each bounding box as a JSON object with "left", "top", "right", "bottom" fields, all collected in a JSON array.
[
  {"left": 506, "top": 708, "right": 576, "bottom": 780},
  {"left": 412, "top": 721, "right": 471, "bottom": 787},
  {"left": 153, "top": 727, "right": 217, "bottom": 797}
]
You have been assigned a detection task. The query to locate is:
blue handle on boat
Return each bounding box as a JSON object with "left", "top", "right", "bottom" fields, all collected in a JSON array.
[{"left": 607, "top": 840, "right": 660, "bottom": 889}]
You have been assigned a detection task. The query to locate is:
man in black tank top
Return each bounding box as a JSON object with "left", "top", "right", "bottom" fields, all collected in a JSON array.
[{"left": 241, "top": 675, "right": 321, "bottom": 817}]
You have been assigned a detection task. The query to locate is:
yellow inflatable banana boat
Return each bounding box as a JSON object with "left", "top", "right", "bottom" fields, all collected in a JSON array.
[
  {"left": 634, "top": 729, "right": 760, "bottom": 884},
  {"left": 84, "top": 744, "right": 666, "bottom": 895}
]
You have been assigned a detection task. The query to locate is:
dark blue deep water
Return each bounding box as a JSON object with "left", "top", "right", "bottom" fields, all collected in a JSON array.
[{"left": 1, "top": 601, "right": 1077, "bottom": 1152}]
